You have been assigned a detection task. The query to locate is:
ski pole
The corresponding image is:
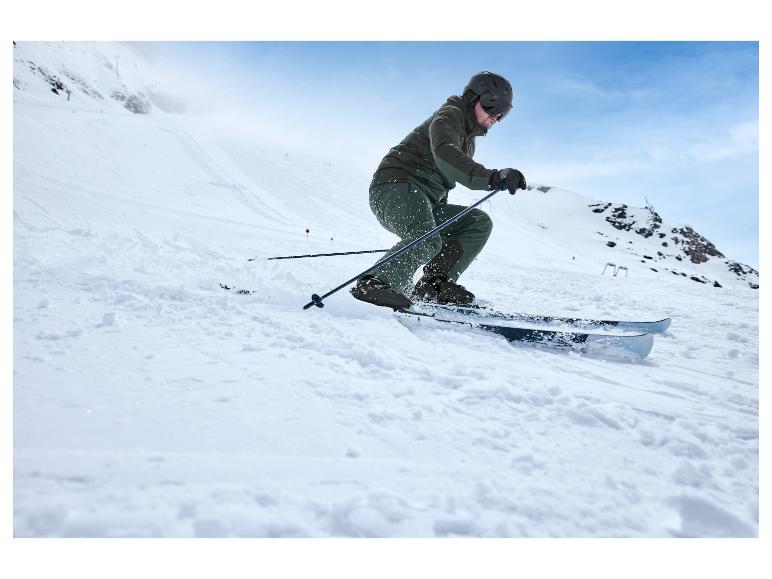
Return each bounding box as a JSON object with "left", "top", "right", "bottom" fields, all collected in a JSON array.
[
  {"left": 303, "top": 187, "right": 504, "bottom": 310},
  {"left": 254, "top": 249, "right": 389, "bottom": 261}
]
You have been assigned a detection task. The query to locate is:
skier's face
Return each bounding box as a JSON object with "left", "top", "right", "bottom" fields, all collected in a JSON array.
[{"left": 474, "top": 100, "right": 501, "bottom": 130}]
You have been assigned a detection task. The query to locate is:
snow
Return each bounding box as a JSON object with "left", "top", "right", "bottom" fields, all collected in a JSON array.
[{"left": 13, "top": 42, "right": 759, "bottom": 538}]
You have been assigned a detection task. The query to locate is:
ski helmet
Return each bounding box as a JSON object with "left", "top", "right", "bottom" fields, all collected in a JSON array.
[{"left": 463, "top": 71, "right": 513, "bottom": 119}]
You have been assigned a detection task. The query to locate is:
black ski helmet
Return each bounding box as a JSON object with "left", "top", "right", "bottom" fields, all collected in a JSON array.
[{"left": 463, "top": 71, "right": 513, "bottom": 119}]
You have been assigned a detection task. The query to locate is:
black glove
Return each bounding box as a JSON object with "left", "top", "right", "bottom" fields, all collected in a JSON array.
[{"left": 489, "top": 168, "right": 527, "bottom": 194}]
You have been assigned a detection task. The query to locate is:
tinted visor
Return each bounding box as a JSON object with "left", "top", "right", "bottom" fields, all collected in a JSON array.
[{"left": 480, "top": 96, "right": 512, "bottom": 120}]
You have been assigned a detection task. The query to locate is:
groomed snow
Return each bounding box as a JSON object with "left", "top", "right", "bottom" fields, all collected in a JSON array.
[{"left": 13, "top": 42, "right": 758, "bottom": 537}]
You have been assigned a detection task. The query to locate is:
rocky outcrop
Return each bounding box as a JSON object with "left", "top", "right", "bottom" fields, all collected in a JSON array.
[
  {"left": 634, "top": 208, "right": 663, "bottom": 238},
  {"left": 589, "top": 202, "right": 611, "bottom": 214},
  {"left": 110, "top": 91, "right": 152, "bottom": 114},
  {"left": 18, "top": 61, "right": 68, "bottom": 96},
  {"left": 605, "top": 204, "right": 635, "bottom": 231},
  {"left": 727, "top": 261, "right": 759, "bottom": 289},
  {"left": 587, "top": 198, "right": 757, "bottom": 289},
  {"left": 673, "top": 226, "right": 724, "bottom": 264},
  {"left": 15, "top": 47, "right": 153, "bottom": 115}
]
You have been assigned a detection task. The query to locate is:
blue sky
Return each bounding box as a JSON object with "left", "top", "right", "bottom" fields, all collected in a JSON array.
[{"left": 155, "top": 41, "right": 759, "bottom": 267}]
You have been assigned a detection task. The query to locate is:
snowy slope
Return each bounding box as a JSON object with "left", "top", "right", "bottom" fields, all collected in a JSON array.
[{"left": 13, "top": 42, "right": 759, "bottom": 537}]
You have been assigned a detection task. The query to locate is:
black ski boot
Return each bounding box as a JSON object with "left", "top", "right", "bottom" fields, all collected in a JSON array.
[
  {"left": 412, "top": 240, "right": 476, "bottom": 305},
  {"left": 350, "top": 275, "right": 412, "bottom": 310},
  {"left": 413, "top": 275, "right": 475, "bottom": 304}
]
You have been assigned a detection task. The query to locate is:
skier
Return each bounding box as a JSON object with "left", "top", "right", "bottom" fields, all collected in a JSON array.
[{"left": 350, "top": 71, "right": 527, "bottom": 310}]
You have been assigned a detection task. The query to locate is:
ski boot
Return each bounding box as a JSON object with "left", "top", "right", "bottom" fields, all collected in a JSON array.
[
  {"left": 351, "top": 275, "right": 412, "bottom": 310},
  {"left": 412, "top": 240, "right": 475, "bottom": 305}
]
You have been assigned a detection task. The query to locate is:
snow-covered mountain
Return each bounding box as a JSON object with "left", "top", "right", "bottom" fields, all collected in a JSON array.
[
  {"left": 12, "top": 41, "right": 207, "bottom": 115},
  {"left": 13, "top": 42, "right": 759, "bottom": 537}
]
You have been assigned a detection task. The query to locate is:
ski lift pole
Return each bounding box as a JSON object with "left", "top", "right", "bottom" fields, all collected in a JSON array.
[{"left": 303, "top": 187, "right": 504, "bottom": 310}]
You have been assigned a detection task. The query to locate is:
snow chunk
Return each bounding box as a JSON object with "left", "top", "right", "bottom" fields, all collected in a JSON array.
[
  {"left": 666, "top": 495, "right": 756, "bottom": 537},
  {"left": 671, "top": 461, "right": 712, "bottom": 487},
  {"left": 433, "top": 516, "right": 476, "bottom": 537}
]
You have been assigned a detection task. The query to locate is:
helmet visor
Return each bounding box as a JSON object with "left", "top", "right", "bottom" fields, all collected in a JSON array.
[{"left": 481, "top": 96, "right": 512, "bottom": 120}]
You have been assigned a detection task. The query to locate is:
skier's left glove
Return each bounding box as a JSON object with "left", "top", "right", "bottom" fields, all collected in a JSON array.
[{"left": 489, "top": 168, "right": 527, "bottom": 194}]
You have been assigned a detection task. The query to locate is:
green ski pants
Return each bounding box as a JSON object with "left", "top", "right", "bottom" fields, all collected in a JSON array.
[{"left": 368, "top": 181, "right": 493, "bottom": 292}]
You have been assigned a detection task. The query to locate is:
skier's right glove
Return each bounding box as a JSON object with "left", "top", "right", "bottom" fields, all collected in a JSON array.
[{"left": 490, "top": 168, "right": 527, "bottom": 195}]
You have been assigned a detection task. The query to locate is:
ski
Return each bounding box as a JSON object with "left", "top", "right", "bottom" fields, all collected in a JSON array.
[
  {"left": 222, "top": 282, "right": 669, "bottom": 334},
  {"left": 411, "top": 301, "right": 671, "bottom": 334},
  {"left": 396, "top": 308, "right": 655, "bottom": 359},
  {"left": 221, "top": 283, "right": 655, "bottom": 358}
]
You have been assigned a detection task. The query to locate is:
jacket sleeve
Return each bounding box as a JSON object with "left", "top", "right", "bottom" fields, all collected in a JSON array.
[{"left": 428, "top": 106, "right": 495, "bottom": 190}]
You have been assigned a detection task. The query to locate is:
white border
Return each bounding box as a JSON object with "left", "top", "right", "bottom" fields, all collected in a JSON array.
[{"left": 3, "top": 1, "right": 766, "bottom": 578}]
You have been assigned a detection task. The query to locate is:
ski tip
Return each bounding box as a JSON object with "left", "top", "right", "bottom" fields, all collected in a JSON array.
[{"left": 585, "top": 333, "right": 654, "bottom": 361}]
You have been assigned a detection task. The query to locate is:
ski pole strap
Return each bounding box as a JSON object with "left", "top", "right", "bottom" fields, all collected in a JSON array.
[
  {"left": 254, "top": 249, "right": 389, "bottom": 261},
  {"left": 303, "top": 187, "right": 503, "bottom": 310}
]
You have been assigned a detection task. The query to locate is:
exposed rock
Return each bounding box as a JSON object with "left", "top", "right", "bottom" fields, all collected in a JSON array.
[
  {"left": 23, "top": 61, "right": 67, "bottom": 95},
  {"left": 17, "top": 50, "right": 158, "bottom": 116},
  {"left": 61, "top": 69, "right": 103, "bottom": 99},
  {"left": 589, "top": 202, "right": 612, "bottom": 214},
  {"left": 123, "top": 94, "right": 151, "bottom": 114},
  {"left": 726, "top": 261, "right": 759, "bottom": 289},
  {"left": 634, "top": 207, "right": 663, "bottom": 238},
  {"left": 111, "top": 89, "right": 151, "bottom": 112},
  {"left": 677, "top": 226, "right": 724, "bottom": 264},
  {"left": 636, "top": 227, "right": 652, "bottom": 237},
  {"left": 727, "top": 260, "right": 757, "bottom": 277},
  {"left": 606, "top": 205, "right": 634, "bottom": 231}
]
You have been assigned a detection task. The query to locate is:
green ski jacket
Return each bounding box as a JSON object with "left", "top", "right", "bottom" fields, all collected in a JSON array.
[{"left": 369, "top": 95, "right": 496, "bottom": 204}]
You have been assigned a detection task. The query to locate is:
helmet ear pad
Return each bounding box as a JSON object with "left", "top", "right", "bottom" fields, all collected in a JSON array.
[{"left": 462, "top": 88, "right": 478, "bottom": 107}]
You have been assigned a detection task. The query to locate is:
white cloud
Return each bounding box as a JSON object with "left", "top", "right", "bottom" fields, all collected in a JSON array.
[{"left": 553, "top": 75, "right": 651, "bottom": 105}]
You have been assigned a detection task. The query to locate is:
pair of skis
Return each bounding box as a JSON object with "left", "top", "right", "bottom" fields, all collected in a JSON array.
[
  {"left": 396, "top": 302, "right": 670, "bottom": 360},
  {"left": 220, "top": 283, "right": 668, "bottom": 360}
]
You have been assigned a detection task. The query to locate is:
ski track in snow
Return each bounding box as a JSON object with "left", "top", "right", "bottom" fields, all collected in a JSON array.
[{"left": 13, "top": 44, "right": 758, "bottom": 538}]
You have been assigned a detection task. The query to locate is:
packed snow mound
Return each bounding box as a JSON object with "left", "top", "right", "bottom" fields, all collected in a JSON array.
[{"left": 14, "top": 42, "right": 758, "bottom": 538}]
